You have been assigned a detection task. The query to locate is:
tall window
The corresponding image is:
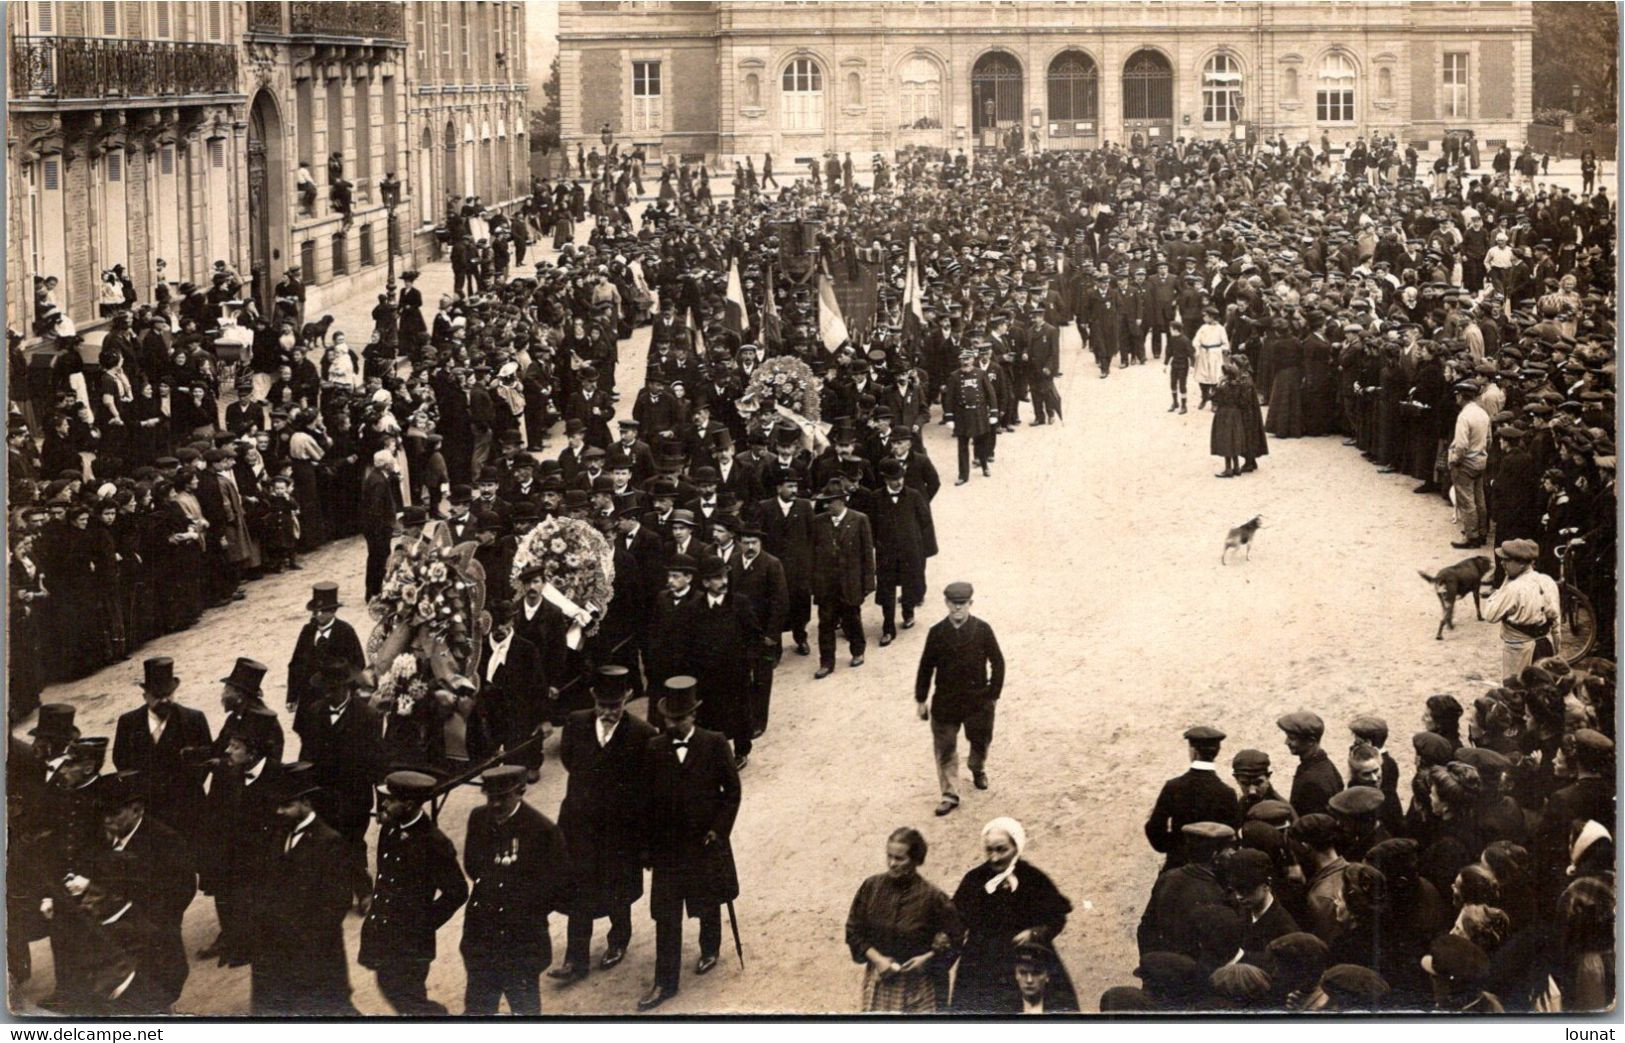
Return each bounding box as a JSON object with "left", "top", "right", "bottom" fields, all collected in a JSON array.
[
  {"left": 780, "top": 57, "right": 824, "bottom": 132},
  {"left": 632, "top": 61, "right": 663, "bottom": 133},
  {"left": 1048, "top": 50, "right": 1098, "bottom": 130},
  {"left": 1443, "top": 53, "right": 1468, "bottom": 118},
  {"left": 1316, "top": 52, "right": 1357, "bottom": 123},
  {"left": 100, "top": 1, "right": 118, "bottom": 36},
  {"left": 354, "top": 80, "right": 372, "bottom": 198},
  {"left": 898, "top": 56, "right": 942, "bottom": 129},
  {"left": 1202, "top": 54, "right": 1243, "bottom": 123},
  {"left": 1122, "top": 50, "right": 1172, "bottom": 122},
  {"left": 206, "top": 1, "right": 226, "bottom": 41}
]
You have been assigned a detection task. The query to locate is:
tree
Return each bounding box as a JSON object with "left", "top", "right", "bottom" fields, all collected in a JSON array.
[
  {"left": 530, "top": 55, "right": 561, "bottom": 155},
  {"left": 1533, "top": 2, "right": 1617, "bottom": 121}
]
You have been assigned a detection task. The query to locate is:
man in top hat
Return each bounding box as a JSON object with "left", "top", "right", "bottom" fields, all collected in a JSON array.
[
  {"left": 251, "top": 764, "right": 357, "bottom": 1015},
  {"left": 870, "top": 457, "right": 937, "bottom": 646},
  {"left": 1483, "top": 538, "right": 1560, "bottom": 681},
  {"left": 1145, "top": 726, "right": 1242, "bottom": 870},
  {"left": 198, "top": 710, "right": 284, "bottom": 966},
  {"left": 756, "top": 464, "right": 816, "bottom": 656},
  {"left": 460, "top": 765, "right": 571, "bottom": 1015},
  {"left": 1277, "top": 712, "right": 1345, "bottom": 817},
  {"left": 475, "top": 598, "right": 550, "bottom": 777},
  {"left": 914, "top": 582, "right": 1004, "bottom": 817},
  {"left": 359, "top": 771, "right": 468, "bottom": 1015},
  {"left": 214, "top": 657, "right": 284, "bottom": 763},
  {"left": 286, "top": 583, "right": 367, "bottom": 715},
  {"left": 673, "top": 556, "right": 761, "bottom": 770},
  {"left": 293, "top": 657, "right": 383, "bottom": 903},
  {"left": 638, "top": 677, "right": 742, "bottom": 1011},
  {"left": 113, "top": 658, "right": 213, "bottom": 838},
  {"left": 810, "top": 479, "right": 875, "bottom": 680},
  {"left": 554, "top": 667, "right": 658, "bottom": 984}
]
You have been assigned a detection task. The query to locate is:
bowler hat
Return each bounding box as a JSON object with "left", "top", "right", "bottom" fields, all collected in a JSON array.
[
  {"left": 657, "top": 676, "right": 701, "bottom": 718},
  {"left": 270, "top": 761, "right": 323, "bottom": 804},
  {"left": 138, "top": 657, "right": 180, "bottom": 696},
  {"left": 667, "top": 552, "right": 698, "bottom": 574},
  {"left": 697, "top": 556, "right": 729, "bottom": 581},
  {"left": 229, "top": 708, "right": 281, "bottom": 755},
  {"left": 29, "top": 704, "right": 80, "bottom": 742},
  {"left": 310, "top": 657, "right": 363, "bottom": 693},
  {"left": 220, "top": 657, "right": 269, "bottom": 695}
]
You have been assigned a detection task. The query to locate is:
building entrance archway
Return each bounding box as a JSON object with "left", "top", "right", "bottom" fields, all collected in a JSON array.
[
  {"left": 971, "top": 51, "right": 1023, "bottom": 150},
  {"left": 1122, "top": 49, "right": 1174, "bottom": 147},
  {"left": 247, "top": 90, "right": 287, "bottom": 313}
]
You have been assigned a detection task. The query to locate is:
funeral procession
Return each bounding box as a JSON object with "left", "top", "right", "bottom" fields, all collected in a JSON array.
[{"left": 3, "top": 0, "right": 1621, "bottom": 1020}]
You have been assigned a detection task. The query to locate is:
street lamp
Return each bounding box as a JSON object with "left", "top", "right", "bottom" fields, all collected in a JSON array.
[{"left": 380, "top": 171, "right": 401, "bottom": 288}]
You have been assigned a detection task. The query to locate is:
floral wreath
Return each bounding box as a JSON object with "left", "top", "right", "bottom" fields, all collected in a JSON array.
[
  {"left": 366, "top": 523, "right": 489, "bottom": 706},
  {"left": 744, "top": 355, "right": 822, "bottom": 423},
  {"left": 510, "top": 517, "right": 616, "bottom": 638}
]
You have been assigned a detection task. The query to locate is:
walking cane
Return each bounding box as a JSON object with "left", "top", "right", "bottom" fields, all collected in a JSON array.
[{"left": 725, "top": 900, "right": 745, "bottom": 970}]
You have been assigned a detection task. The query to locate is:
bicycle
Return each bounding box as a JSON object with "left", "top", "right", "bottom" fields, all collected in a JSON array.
[{"left": 1552, "top": 531, "right": 1599, "bottom": 663}]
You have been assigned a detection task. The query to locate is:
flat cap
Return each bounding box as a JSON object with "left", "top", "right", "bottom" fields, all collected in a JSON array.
[
  {"left": 1348, "top": 715, "right": 1389, "bottom": 745},
  {"left": 944, "top": 581, "right": 974, "bottom": 603},
  {"left": 1494, "top": 538, "right": 1539, "bottom": 562},
  {"left": 1246, "top": 799, "right": 1296, "bottom": 827},
  {"left": 380, "top": 770, "right": 438, "bottom": 801},
  {"left": 1181, "top": 821, "right": 1236, "bottom": 842},
  {"left": 1327, "top": 785, "right": 1385, "bottom": 817},
  {"left": 1184, "top": 725, "right": 1226, "bottom": 743},
  {"left": 1290, "top": 812, "right": 1341, "bottom": 849},
  {"left": 1231, "top": 748, "right": 1271, "bottom": 777},
  {"left": 1276, "top": 711, "right": 1325, "bottom": 739},
  {"left": 1320, "top": 964, "right": 1391, "bottom": 1006},
  {"left": 1452, "top": 746, "right": 1510, "bottom": 775},
  {"left": 1422, "top": 934, "right": 1488, "bottom": 984},
  {"left": 1218, "top": 847, "right": 1274, "bottom": 891}
]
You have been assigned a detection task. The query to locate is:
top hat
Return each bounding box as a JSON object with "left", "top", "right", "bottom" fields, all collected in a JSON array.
[
  {"left": 593, "top": 665, "right": 632, "bottom": 703},
  {"left": 310, "top": 657, "right": 363, "bottom": 693},
  {"left": 306, "top": 582, "right": 342, "bottom": 613},
  {"left": 657, "top": 676, "right": 701, "bottom": 718},
  {"left": 93, "top": 770, "right": 147, "bottom": 812},
  {"left": 29, "top": 703, "right": 80, "bottom": 742},
  {"left": 138, "top": 657, "right": 180, "bottom": 696},
  {"left": 220, "top": 657, "right": 269, "bottom": 696}
]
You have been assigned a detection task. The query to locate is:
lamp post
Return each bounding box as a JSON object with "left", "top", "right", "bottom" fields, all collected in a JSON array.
[{"left": 380, "top": 171, "right": 401, "bottom": 289}]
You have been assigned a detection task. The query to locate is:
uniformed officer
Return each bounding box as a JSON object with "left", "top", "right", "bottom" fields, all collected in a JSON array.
[
  {"left": 358, "top": 771, "right": 468, "bottom": 1015},
  {"left": 1144, "top": 726, "right": 1241, "bottom": 870},
  {"left": 460, "top": 765, "right": 570, "bottom": 1015},
  {"left": 1276, "top": 712, "right": 1345, "bottom": 817},
  {"left": 941, "top": 349, "right": 997, "bottom": 485}
]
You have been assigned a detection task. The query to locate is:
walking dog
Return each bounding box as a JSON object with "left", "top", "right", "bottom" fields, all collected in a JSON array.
[
  {"left": 1418, "top": 555, "right": 1495, "bottom": 640},
  {"left": 1221, "top": 516, "right": 1263, "bottom": 564}
]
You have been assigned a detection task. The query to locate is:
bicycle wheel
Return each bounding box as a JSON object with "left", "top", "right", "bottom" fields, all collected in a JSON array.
[{"left": 1556, "top": 582, "right": 1598, "bottom": 663}]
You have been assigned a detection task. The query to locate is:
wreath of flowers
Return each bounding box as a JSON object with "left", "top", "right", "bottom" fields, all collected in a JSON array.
[
  {"left": 510, "top": 517, "right": 616, "bottom": 637},
  {"left": 744, "top": 355, "right": 822, "bottom": 423},
  {"left": 367, "top": 529, "right": 486, "bottom": 669}
]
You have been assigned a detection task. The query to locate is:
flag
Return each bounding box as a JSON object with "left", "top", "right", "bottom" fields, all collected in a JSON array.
[
  {"left": 724, "top": 257, "right": 747, "bottom": 334},
  {"left": 817, "top": 267, "right": 849, "bottom": 352},
  {"left": 760, "top": 264, "right": 783, "bottom": 355},
  {"left": 902, "top": 237, "right": 925, "bottom": 353}
]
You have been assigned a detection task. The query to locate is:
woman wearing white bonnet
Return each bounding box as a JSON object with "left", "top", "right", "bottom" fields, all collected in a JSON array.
[{"left": 948, "top": 817, "right": 1077, "bottom": 1012}]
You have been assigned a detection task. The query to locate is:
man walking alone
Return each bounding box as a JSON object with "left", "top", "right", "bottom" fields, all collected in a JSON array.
[{"left": 914, "top": 582, "right": 1004, "bottom": 817}]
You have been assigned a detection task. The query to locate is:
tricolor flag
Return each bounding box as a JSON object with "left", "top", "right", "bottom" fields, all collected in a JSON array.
[
  {"left": 724, "top": 257, "right": 748, "bottom": 335},
  {"left": 817, "top": 266, "right": 849, "bottom": 352},
  {"left": 902, "top": 237, "right": 925, "bottom": 351},
  {"left": 760, "top": 264, "right": 783, "bottom": 355}
]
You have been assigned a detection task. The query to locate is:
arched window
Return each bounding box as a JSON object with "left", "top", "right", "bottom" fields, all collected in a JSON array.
[
  {"left": 780, "top": 57, "right": 824, "bottom": 131},
  {"left": 846, "top": 70, "right": 862, "bottom": 106},
  {"left": 1281, "top": 66, "right": 1299, "bottom": 102},
  {"left": 1122, "top": 49, "right": 1172, "bottom": 122},
  {"left": 1316, "top": 52, "right": 1357, "bottom": 123},
  {"left": 1201, "top": 53, "right": 1243, "bottom": 123},
  {"left": 897, "top": 56, "right": 942, "bottom": 128},
  {"left": 1047, "top": 50, "right": 1099, "bottom": 130},
  {"left": 744, "top": 71, "right": 761, "bottom": 108}
]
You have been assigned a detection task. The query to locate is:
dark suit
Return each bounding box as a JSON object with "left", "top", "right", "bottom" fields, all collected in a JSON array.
[
  {"left": 811, "top": 508, "right": 876, "bottom": 668},
  {"left": 251, "top": 815, "right": 356, "bottom": 1014},
  {"left": 359, "top": 812, "right": 468, "bottom": 1014},
  {"left": 559, "top": 710, "right": 658, "bottom": 966},
  {"left": 755, "top": 495, "right": 815, "bottom": 642},
  {"left": 361, "top": 468, "right": 400, "bottom": 599},
  {"left": 472, "top": 633, "right": 548, "bottom": 769},
  {"left": 646, "top": 727, "right": 741, "bottom": 992},
  {"left": 112, "top": 704, "right": 212, "bottom": 837},
  {"left": 84, "top": 816, "right": 195, "bottom": 1007},
  {"left": 200, "top": 761, "right": 284, "bottom": 963},
  {"left": 870, "top": 485, "right": 936, "bottom": 636},
  {"left": 1288, "top": 750, "right": 1346, "bottom": 818},
  {"left": 915, "top": 615, "right": 1004, "bottom": 800},
  {"left": 675, "top": 591, "right": 761, "bottom": 756},
  {"left": 1137, "top": 861, "right": 1226, "bottom": 958},
  {"left": 1144, "top": 767, "right": 1242, "bottom": 869},
  {"left": 735, "top": 550, "right": 789, "bottom": 733},
  {"left": 461, "top": 801, "right": 570, "bottom": 1015}
]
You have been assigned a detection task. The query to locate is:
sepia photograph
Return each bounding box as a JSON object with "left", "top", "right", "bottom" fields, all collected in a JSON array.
[{"left": 1, "top": 0, "right": 1619, "bottom": 1021}]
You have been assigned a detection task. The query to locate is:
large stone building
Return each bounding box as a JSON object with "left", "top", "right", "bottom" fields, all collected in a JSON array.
[
  {"left": 7, "top": 1, "right": 248, "bottom": 336},
  {"left": 559, "top": 1, "right": 1534, "bottom": 165}
]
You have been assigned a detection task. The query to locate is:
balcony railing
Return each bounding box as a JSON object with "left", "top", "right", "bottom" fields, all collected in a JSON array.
[
  {"left": 10, "top": 37, "right": 239, "bottom": 102},
  {"left": 289, "top": 1, "right": 406, "bottom": 40}
]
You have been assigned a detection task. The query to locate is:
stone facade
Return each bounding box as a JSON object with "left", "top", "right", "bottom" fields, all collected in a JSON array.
[
  {"left": 7, "top": 1, "right": 248, "bottom": 337},
  {"left": 559, "top": 1, "right": 1534, "bottom": 166},
  {"left": 404, "top": 1, "right": 531, "bottom": 258}
]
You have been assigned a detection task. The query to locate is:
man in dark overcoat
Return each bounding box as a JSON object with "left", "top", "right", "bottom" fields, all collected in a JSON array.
[
  {"left": 810, "top": 480, "right": 875, "bottom": 680},
  {"left": 293, "top": 658, "right": 383, "bottom": 901},
  {"left": 461, "top": 765, "right": 571, "bottom": 1015},
  {"left": 198, "top": 713, "right": 283, "bottom": 967},
  {"left": 251, "top": 766, "right": 356, "bottom": 1014},
  {"left": 942, "top": 350, "right": 998, "bottom": 484},
  {"left": 361, "top": 451, "right": 402, "bottom": 600},
  {"left": 914, "top": 582, "right": 1004, "bottom": 817},
  {"left": 733, "top": 526, "right": 788, "bottom": 737},
  {"left": 637, "top": 678, "right": 742, "bottom": 1011},
  {"left": 1144, "top": 726, "right": 1242, "bottom": 871},
  {"left": 676, "top": 556, "right": 762, "bottom": 767},
  {"left": 112, "top": 658, "right": 212, "bottom": 839},
  {"left": 870, "top": 458, "right": 937, "bottom": 645},
  {"left": 552, "top": 668, "right": 657, "bottom": 983},
  {"left": 286, "top": 583, "right": 368, "bottom": 715},
  {"left": 359, "top": 770, "right": 468, "bottom": 1014},
  {"left": 755, "top": 463, "right": 815, "bottom": 656},
  {"left": 472, "top": 599, "right": 549, "bottom": 774}
]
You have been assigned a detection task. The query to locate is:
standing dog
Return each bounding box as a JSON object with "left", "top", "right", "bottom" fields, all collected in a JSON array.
[
  {"left": 1222, "top": 516, "right": 1263, "bottom": 564},
  {"left": 1418, "top": 555, "right": 1494, "bottom": 640}
]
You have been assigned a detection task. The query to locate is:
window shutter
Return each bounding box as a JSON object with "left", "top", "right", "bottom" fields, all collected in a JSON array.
[
  {"left": 102, "top": 1, "right": 119, "bottom": 36},
  {"left": 35, "top": 2, "right": 56, "bottom": 34},
  {"left": 161, "top": 146, "right": 175, "bottom": 175},
  {"left": 209, "top": 138, "right": 225, "bottom": 168},
  {"left": 43, "top": 158, "right": 60, "bottom": 191},
  {"left": 208, "top": 1, "right": 224, "bottom": 41},
  {"left": 107, "top": 152, "right": 123, "bottom": 181},
  {"left": 156, "top": 3, "right": 171, "bottom": 38}
]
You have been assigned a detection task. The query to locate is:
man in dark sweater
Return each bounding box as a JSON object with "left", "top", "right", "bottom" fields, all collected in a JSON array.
[
  {"left": 1277, "top": 711, "right": 1345, "bottom": 817},
  {"left": 1144, "top": 726, "right": 1241, "bottom": 870},
  {"left": 914, "top": 581, "right": 1004, "bottom": 817}
]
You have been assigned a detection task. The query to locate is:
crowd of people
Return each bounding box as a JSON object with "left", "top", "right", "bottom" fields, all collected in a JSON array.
[{"left": 7, "top": 125, "right": 1616, "bottom": 1015}]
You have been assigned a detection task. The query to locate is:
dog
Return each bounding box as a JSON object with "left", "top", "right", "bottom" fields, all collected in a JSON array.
[
  {"left": 1221, "top": 516, "right": 1263, "bottom": 564},
  {"left": 1418, "top": 555, "right": 1495, "bottom": 640},
  {"left": 300, "top": 314, "right": 335, "bottom": 348}
]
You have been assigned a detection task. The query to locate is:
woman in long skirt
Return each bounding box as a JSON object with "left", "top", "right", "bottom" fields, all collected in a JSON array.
[
  {"left": 1211, "top": 364, "right": 1250, "bottom": 478},
  {"left": 949, "top": 818, "right": 1076, "bottom": 1013},
  {"left": 1234, "top": 358, "right": 1270, "bottom": 473},
  {"left": 845, "top": 828, "right": 962, "bottom": 1012},
  {"left": 1265, "top": 325, "right": 1306, "bottom": 438},
  {"left": 1301, "top": 325, "right": 1337, "bottom": 436}
]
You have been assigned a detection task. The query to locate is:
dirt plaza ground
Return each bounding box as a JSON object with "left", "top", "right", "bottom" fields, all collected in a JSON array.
[{"left": 12, "top": 173, "right": 1513, "bottom": 1015}]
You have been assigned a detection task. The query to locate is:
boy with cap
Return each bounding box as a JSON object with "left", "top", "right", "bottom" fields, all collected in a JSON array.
[
  {"left": 914, "top": 582, "right": 1004, "bottom": 816},
  {"left": 1145, "top": 726, "right": 1242, "bottom": 869},
  {"left": 1483, "top": 538, "right": 1560, "bottom": 680},
  {"left": 1230, "top": 749, "right": 1286, "bottom": 813},
  {"left": 1276, "top": 711, "right": 1345, "bottom": 817},
  {"left": 461, "top": 765, "right": 570, "bottom": 1015},
  {"left": 1291, "top": 814, "right": 1350, "bottom": 944},
  {"left": 359, "top": 771, "right": 468, "bottom": 1014}
]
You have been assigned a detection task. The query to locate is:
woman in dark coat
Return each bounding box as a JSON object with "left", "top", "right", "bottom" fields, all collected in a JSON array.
[
  {"left": 1300, "top": 324, "right": 1337, "bottom": 436},
  {"left": 1210, "top": 364, "right": 1249, "bottom": 478},
  {"left": 155, "top": 476, "right": 207, "bottom": 631},
  {"left": 846, "top": 828, "right": 962, "bottom": 1012},
  {"left": 1264, "top": 323, "right": 1306, "bottom": 437},
  {"left": 8, "top": 531, "right": 49, "bottom": 719},
  {"left": 1234, "top": 357, "right": 1270, "bottom": 470},
  {"left": 949, "top": 817, "right": 1075, "bottom": 1014},
  {"left": 396, "top": 271, "right": 428, "bottom": 355}
]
